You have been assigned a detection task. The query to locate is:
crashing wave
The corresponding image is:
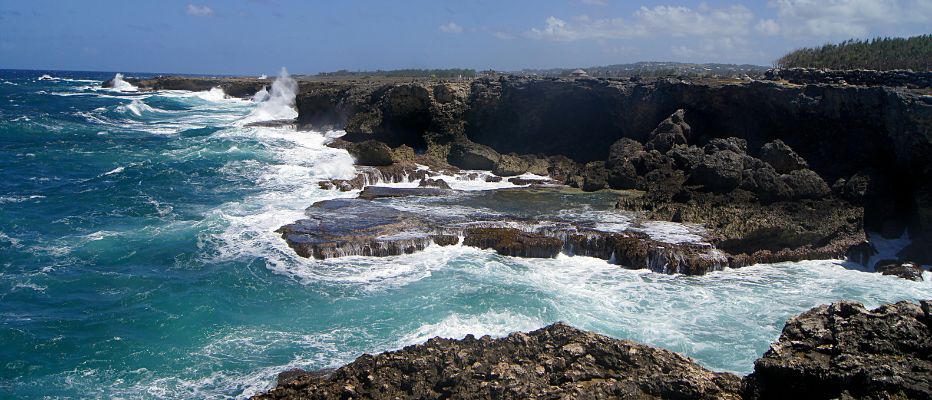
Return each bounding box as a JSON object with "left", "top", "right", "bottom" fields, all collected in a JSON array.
[
  {"left": 117, "top": 99, "right": 163, "bottom": 117},
  {"left": 251, "top": 86, "right": 270, "bottom": 103},
  {"left": 110, "top": 73, "right": 138, "bottom": 92},
  {"left": 240, "top": 67, "right": 298, "bottom": 124},
  {"left": 37, "top": 74, "right": 58, "bottom": 81}
]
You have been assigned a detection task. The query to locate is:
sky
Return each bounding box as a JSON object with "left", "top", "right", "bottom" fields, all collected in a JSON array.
[{"left": 0, "top": 0, "right": 930, "bottom": 75}]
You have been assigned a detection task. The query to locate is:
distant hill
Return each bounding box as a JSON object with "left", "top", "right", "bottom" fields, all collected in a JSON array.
[
  {"left": 777, "top": 35, "right": 932, "bottom": 71},
  {"left": 513, "top": 62, "right": 770, "bottom": 78},
  {"left": 316, "top": 68, "right": 476, "bottom": 79}
]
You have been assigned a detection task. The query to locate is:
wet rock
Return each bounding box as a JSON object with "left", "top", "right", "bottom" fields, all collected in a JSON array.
[
  {"left": 876, "top": 260, "right": 925, "bottom": 281},
  {"left": 688, "top": 150, "right": 744, "bottom": 192},
  {"left": 523, "top": 156, "right": 550, "bottom": 176},
  {"left": 332, "top": 139, "right": 395, "bottom": 166},
  {"left": 358, "top": 186, "right": 452, "bottom": 200},
  {"left": 418, "top": 177, "right": 451, "bottom": 189},
  {"left": 492, "top": 154, "right": 529, "bottom": 176},
  {"left": 463, "top": 227, "right": 563, "bottom": 258},
  {"left": 448, "top": 140, "right": 501, "bottom": 170},
  {"left": 545, "top": 155, "right": 582, "bottom": 185},
  {"left": 484, "top": 175, "right": 503, "bottom": 183},
  {"left": 276, "top": 199, "right": 435, "bottom": 259},
  {"left": 430, "top": 234, "right": 459, "bottom": 246},
  {"left": 750, "top": 300, "right": 932, "bottom": 400},
  {"left": 566, "top": 231, "right": 728, "bottom": 275},
  {"left": 581, "top": 161, "right": 608, "bottom": 192},
  {"left": 252, "top": 323, "right": 745, "bottom": 400},
  {"left": 507, "top": 177, "right": 552, "bottom": 186},
  {"left": 759, "top": 139, "right": 808, "bottom": 173}
]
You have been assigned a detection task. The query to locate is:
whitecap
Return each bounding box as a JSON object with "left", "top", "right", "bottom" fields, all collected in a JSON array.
[
  {"left": 103, "top": 166, "right": 125, "bottom": 176},
  {"left": 398, "top": 310, "right": 543, "bottom": 346},
  {"left": 110, "top": 73, "right": 138, "bottom": 92}
]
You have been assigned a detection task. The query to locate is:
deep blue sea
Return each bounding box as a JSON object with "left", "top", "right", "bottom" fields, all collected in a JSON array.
[{"left": 1, "top": 69, "right": 929, "bottom": 399}]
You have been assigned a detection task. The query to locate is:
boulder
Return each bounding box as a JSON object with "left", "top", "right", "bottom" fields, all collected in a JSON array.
[
  {"left": 876, "top": 260, "right": 925, "bottom": 281},
  {"left": 782, "top": 169, "right": 830, "bottom": 199},
  {"left": 688, "top": 150, "right": 744, "bottom": 192},
  {"left": 581, "top": 161, "right": 608, "bottom": 192},
  {"left": 344, "top": 140, "right": 395, "bottom": 166},
  {"left": 645, "top": 109, "right": 691, "bottom": 153},
  {"left": 751, "top": 300, "right": 932, "bottom": 399},
  {"left": 492, "top": 154, "right": 529, "bottom": 176},
  {"left": 448, "top": 140, "right": 501, "bottom": 170},
  {"left": 668, "top": 145, "right": 704, "bottom": 172},
  {"left": 418, "top": 177, "right": 451, "bottom": 189},
  {"left": 607, "top": 138, "right": 645, "bottom": 166},
  {"left": 703, "top": 137, "right": 747, "bottom": 155},
  {"left": 391, "top": 144, "right": 416, "bottom": 163},
  {"left": 759, "top": 139, "right": 808, "bottom": 173}
]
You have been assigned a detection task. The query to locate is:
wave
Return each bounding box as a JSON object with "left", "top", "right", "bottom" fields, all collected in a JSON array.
[
  {"left": 37, "top": 74, "right": 58, "bottom": 81},
  {"left": 116, "top": 99, "right": 169, "bottom": 117},
  {"left": 110, "top": 73, "right": 139, "bottom": 92},
  {"left": 240, "top": 67, "right": 298, "bottom": 124},
  {"left": 397, "top": 310, "right": 543, "bottom": 346}
]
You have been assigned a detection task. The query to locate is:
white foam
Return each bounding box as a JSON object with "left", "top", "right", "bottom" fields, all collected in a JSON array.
[
  {"left": 240, "top": 67, "right": 297, "bottom": 124},
  {"left": 865, "top": 231, "right": 913, "bottom": 269},
  {"left": 116, "top": 99, "right": 164, "bottom": 117},
  {"left": 103, "top": 166, "right": 125, "bottom": 176},
  {"left": 37, "top": 74, "right": 58, "bottom": 81},
  {"left": 110, "top": 73, "right": 138, "bottom": 92},
  {"left": 398, "top": 310, "right": 543, "bottom": 346}
]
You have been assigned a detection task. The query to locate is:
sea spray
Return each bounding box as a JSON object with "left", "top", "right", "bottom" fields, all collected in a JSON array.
[
  {"left": 242, "top": 67, "right": 298, "bottom": 123},
  {"left": 110, "top": 73, "right": 139, "bottom": 92}
]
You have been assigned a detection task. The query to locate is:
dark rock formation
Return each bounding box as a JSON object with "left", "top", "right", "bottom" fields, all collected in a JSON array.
[
  {"left": 463, "top": 228, "right": 563, "bottom": 258},
  {"left": 103, "top": 76, "right": 270, "bottom": 98},
  {"left": 448, "top": 140, "right": 500, "bottom": 170},
  {"left": 749, "top": 300, "right": 932, "bottom": 399},
  {"left": 418, "top": 178, "right": 451, "bottom": 189},
  {"left": 764, "top": 68, "right": 932, "bottom": 88},
  {"left": 255, "top": 300, "right": 932, "bottom": 400},
  {"left": 876, "top": 260, "right": 926, "bottom": 281},
  {"left": 276, "top": 199, "right": 437, "bottom": 259},
  {"left": 330, "top": 139, "right": 394, "bottom": 166},
  {"left": 357, "top": 186, "right": 452, "bottom": 200},
  {"left": 758, "top": 139, "right": 808, "bottom": 174},
  {"left": 253, "top": 323, "right": 745, "bottom": 400}
]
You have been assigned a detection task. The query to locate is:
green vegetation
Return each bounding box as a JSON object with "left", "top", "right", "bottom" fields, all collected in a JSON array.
[
  {"left": 776, "top": 35, "right": 932, "bottom": 71},
  {"left": 317, "top": 68, "right": 476, "bottom": 78}
]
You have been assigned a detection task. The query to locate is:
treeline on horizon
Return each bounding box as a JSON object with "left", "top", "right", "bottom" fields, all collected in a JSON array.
[
  {"left": 776, "top": 35, "right": 932, "bottom": 71},
  {"left": 316, "top": 68, "right": 476, "bottom": 78}
]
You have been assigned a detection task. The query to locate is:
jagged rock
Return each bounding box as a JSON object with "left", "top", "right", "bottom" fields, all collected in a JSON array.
[
  {"left": 607, "top": 160, "right": 639, "bottom": 189},
  {"left": 759, "top": 139, "right": 808, "bottom": 173},
  {"left": 484, "top": 175, "right": 503, "bottom": 183},
  {"left": 566, "top": 231, "right": 727, "bottom": 275},
  {"left": 876, "top": 260, "right": 925, "bottom": 281},
  {"left": 418, "top": 177, "right": 451, "bottom": 189},
  {"left": 507, "top": 177, "right": 552, "bottom": 186},
  {"left": 358, "top": 186, "right": 452, "bottom": 200},
  {"left": 688, "top": 150, "right": 744, "bottom": 192},
  {"left": 782, "top": 169, "right": 830, "bottom": 199},
  {"left": 668, "top": 145, "right": 704, "bottom": 172},
  {"left": 492, "top": 154, "right": 529, "bottom": 176},
  {"left": 607, "top": 138, "right": 644, "bottom": 166},
  {"left": 524, "top": 156, "right": 550, "bottom": 176},
  {"left": 463, "top": 228, "right": 563, "bottom": 258},
  {"left": 545, "top": 155, "right": 581, "bottom": 185},
  {"left": 253, "top": 323, "right": 744, "bottom": 400},
  {"left": 448, "top": 140, "right": 501, "bottom": 170},
  {"left": 430, "top": 234, "right": 459, "bottom": 246},
  {"left": 750, "top": 300, "right": 932, "bottom": 400},
  {"left": 645, "top": 109, "right": 691, "bottom": 153},
  {"left": 741, "top": 164, "right": 791, "bottom": 202},
  {"left": 703, "top": 137, "right": 747, "bottom": 155},
  {"left": 581, "top": 161, "right": 608, "bottom": 192}
]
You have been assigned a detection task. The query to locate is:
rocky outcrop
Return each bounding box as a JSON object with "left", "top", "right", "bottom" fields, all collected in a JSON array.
[
  {"left": 253, "top": 323, "right": 745, "bottom": 400},
  {"left": 764, "top": 68, "right": 932, "bottom": 88},
  {"left": 254, "top": 300, "right": 932, "bottom": 400},
  {"left": 104, "top": 76, "right": 271, "bottom": 98},
  {"left": 876, "top": 260, "right": 926, "bottom": 281},
  {"left": 749, "top": 300, "right": 932, "bottom": 399}
]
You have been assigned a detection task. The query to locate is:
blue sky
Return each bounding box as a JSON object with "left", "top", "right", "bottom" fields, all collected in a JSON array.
[{"left": 1, "top": 0, "right": 930, "bottom": 75}]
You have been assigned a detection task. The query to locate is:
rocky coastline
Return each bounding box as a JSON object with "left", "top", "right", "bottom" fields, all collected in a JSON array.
[
  {"left": 252, "top": 299, "right": 932, "bottom": 400},
  {"left": 108, "top": 71, "right": 932, "bottom": 275}
]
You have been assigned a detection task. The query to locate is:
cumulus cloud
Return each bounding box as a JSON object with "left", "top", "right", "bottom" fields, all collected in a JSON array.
[
  {"left": 439, "top": 22, "right": 464, "bottom": 33},
  {"left": 186, "top": 4, "right": 213, "bottom": 17},
  {"left": 755, "top": 19, "right": 780, "bottom": 35},
  {"left": 767, "top": 0, "right": 932, "bottom": 37}
]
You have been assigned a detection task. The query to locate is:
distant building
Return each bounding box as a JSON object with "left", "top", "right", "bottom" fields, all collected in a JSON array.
[{"left": 570, "top": 69, "right": 588, "bottom": 77}]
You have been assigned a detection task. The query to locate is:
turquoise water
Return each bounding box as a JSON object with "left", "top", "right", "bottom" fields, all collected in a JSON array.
[{"left": 0, "top": 70, "right": 929, "bottom": 399}]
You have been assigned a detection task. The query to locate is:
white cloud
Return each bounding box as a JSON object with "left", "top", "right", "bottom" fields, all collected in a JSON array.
[
  {"left": 526, "top": 4, "right": 754, "bottom": 41},
  {"left": 767, "top": 0, "right": 932, "bottom": 37},
  {"left": 439, "top": 22, "right": 463, "bottom": 34},
  {"left": 755, "top": 18, "right": 780, "bottom": 35},
  {"left": 186, "top": 4, "right": 213, "bottom": 17}
]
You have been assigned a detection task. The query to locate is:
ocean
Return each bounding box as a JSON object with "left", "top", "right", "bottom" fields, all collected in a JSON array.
[{"left": 0, "top": 69, "right": 928, "bottom": 399}]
